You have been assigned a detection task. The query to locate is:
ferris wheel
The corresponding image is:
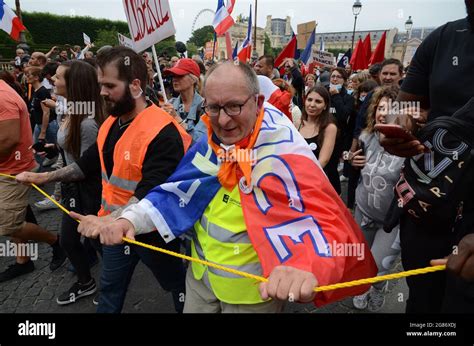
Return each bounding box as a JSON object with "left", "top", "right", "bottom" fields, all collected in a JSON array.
[{"left": 191, "top": 9, "right": 215, "bottom": 33}]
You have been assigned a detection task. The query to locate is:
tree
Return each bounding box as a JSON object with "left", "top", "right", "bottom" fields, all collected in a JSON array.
[
  {"left": 154, "top": 36, "right": 177, "bottom": 58},
  {"left": 186, "top": 42, "right": 198, "bottom": 58},
  {"left": 94, "top": 27, "right": 119, "bottom": 48},
  {"left": 187, "top": 25, "right": 214, "bottom": 49},
  {"left": 272, "top": 47, "right": 283, "bottom": 57},
  {"left": 328, "top": 48, "right": 346, "bottom": 57},
  {"left": 264, "top": 33, "right": 273, "bottom": 56}
]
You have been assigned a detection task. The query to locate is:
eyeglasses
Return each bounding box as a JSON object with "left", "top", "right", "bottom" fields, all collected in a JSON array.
[{"left": 202, "top": 94, "right": 255, "bottom": 117}]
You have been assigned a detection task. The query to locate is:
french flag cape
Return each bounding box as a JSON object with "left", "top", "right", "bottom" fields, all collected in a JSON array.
[{"left": 141, "top": 103, "right": 377, "bottom": 306}]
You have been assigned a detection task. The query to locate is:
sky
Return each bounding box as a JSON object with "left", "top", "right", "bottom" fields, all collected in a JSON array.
[{"left": 6, "top": 0, "right": 467, "bottom": 43}]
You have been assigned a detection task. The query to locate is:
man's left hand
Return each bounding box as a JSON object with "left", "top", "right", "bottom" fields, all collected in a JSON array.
[{"left": 259, "top": 266, "right": 317, "bottom": 303}]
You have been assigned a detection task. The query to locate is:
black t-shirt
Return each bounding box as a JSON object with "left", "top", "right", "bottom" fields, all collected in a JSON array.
[
  {"left": 77, "top": 118, "right": 184, "bottom": 200},
  {"left": 401, "top": 17, "right": 474, "bottom": 120},
  {"left": 29, "top": 86, "right": 56, "bottom": 125}
]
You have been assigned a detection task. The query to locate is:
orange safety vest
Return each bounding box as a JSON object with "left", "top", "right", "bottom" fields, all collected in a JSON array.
[{"left": 97, "top": 104, "right": 192, "bottom": 217}]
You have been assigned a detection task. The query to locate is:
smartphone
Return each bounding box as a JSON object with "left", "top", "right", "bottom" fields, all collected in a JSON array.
[
  {"left": 32, "top": 141, "right": 45, "bottom": 152},
  {"left": 374, "top": 124, "right": 417, "bottom": 141},
  {"left": 31, "top": 141, "right": 58, "bottom": 159},
  {"left": 358, "top": 140, "right": 365, "bottom": 155}
]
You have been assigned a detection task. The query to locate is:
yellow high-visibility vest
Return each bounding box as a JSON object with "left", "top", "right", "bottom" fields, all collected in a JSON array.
[{"left": 191, "top": 185, "right": 265, "bottom": 304}]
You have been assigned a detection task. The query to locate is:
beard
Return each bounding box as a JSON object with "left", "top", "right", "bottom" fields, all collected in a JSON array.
[
  {"left": 467, "top": 0, "right": 474, "bottom": 28},
  {"left": 104, "top": 87, "right": 136, "bottom": 118}
]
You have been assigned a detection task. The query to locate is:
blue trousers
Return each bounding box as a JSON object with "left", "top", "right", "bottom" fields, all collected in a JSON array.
[{"left": 97, "top": 232, "right": 185, "bottom": 313}]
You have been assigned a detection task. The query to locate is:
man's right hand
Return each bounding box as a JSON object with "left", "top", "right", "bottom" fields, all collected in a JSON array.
[
  {"left": 16, "top": 171, "right": 49, "bottom": 185},
  {"left": 379, "top": 134, "right": 426, "bottom": 158},
  {"left": 97, "top": 218, "right": 136, "bottom": 245}
]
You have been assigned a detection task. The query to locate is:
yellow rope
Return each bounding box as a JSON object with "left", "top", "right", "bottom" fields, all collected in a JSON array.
[{"left": 1, "top": 172, "right": 446, "bottom": 293}]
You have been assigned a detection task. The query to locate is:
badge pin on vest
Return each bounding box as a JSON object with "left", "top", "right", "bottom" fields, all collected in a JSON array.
[
  {"left": 309, "top": 142, "right": 317, "bottom": 151},
  {"left": 239, "top": 176, "right": 253, "bottom": 194}
]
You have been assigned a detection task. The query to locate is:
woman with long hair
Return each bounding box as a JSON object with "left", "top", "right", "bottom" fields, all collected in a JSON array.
[
  {"left": 350, "top": 85, "right": 404, "bottom": 312},
  {"left": 56, "top": 60, "right": 106, "bottom": 304},
  {"left": 23, "top": 60, "right": 106, "bottom": 305},
  {"left": 298, "top": 86, "right": 339, "bottom": 193}
]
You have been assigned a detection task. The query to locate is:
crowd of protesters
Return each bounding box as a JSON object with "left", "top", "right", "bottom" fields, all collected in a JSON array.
[{"left": 1, "top": 1, "right": 474, "bottom": 314}]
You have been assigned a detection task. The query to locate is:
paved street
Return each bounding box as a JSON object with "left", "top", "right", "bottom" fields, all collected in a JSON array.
[{"left": 0, "top": 180, "right": 407, "bottom": 313}]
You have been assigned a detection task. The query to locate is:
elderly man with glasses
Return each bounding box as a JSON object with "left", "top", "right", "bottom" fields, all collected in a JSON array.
[{"left": 81, "top": 61, "right": 377, "bottom": 313}]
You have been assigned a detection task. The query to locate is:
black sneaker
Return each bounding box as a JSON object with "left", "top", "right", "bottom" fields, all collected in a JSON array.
[
  {"left": 50, "top": 238, "right": 67, "bottom": 271},
  {"left": 0, "top": 261, "right": 35, "bottom": 283},
  {"left": 56, "top": 279, "right": 97, "bottom": 305}
]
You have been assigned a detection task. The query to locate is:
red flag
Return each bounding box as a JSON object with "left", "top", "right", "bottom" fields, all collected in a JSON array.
[
  {"left": 274, "top": 34, "right": 297, "bottom": 73},
  {"left": 363, "top": 34, "right": 372, "bottom": 63},
  {"left": 369, "top": 31, "right": 386, "bottom": 65},
  {"left": 350, "top": 39, "right": 368, "bottom": 71}
]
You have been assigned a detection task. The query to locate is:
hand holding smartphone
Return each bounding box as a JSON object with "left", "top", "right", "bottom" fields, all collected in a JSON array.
[
  {"left": 31, "top": 141, "right": 58, "bottom": 159},
  {"left": 374, "top": 124, "right": 417, "bottom": 141}
]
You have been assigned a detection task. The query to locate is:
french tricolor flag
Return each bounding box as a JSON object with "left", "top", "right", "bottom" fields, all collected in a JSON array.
[
  {"left": 212, "top": 0, "right": 236, "bottom": 36},
  {"left": 0, "top": 0, "right": 26, "bottom": 41},
  {"left": 237, "top": 4, "right": 252, "bottom": 63}
]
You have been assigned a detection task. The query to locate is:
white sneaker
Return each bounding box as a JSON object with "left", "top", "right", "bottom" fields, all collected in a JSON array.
[
  {"left": 337, "top": 162, "right": 344, "bottom": 173},
  {"left": 34, "top": 195, "right": 59, "bottom": 211},
  {"left": 367, "top": 283, "right": 388, "bottom": 312},
  {"left": 352, "top": 290, "right": 370, "bottom": 310}
]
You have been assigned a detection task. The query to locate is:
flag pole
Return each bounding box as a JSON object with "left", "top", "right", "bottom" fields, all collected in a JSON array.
[
  {"left": 212, "top": 31, "right": 217, "bottom": 61},
  {"left": 250, "top": 0, "right": 258, "bottom": 62},
  {"left": 151, "top": 44, "right": 168, "bottom": 104}
]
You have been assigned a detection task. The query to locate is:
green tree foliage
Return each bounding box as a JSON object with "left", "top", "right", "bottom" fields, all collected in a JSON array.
[
  {"left": 94, "top": 27, "right": 120, "bottom": 48},
  {"left": 0, "top": 11, "right": 180, "bottom": 58},
  {"left": 186, "top": 42, "right": 198, "bottom": 58},
  {"left": 327, "top": 48, "right": 347, "bottom": 57},
  {"left": 154, "top": 36, "right": 177, "bottom": 58},
  {"left": 21, "top": 12, "right": 130, "bottom": 46},
  {"left": 272, "top": 47, "right": 283, "bottom": 57},
  {"left": 187, "top": 25, "right": 214, "bottom": 48},
  {"left": 264, "top": 33, "right": 273, "bottom": 56}
]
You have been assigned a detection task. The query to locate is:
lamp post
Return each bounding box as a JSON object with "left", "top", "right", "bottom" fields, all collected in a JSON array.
[
  {"left": 401, "top": 16, "right": 413, "bottom": 66},
  {"left": 251, "top": 0, "right": 259, "bottom": 63},
  {"left": 351, "top": 0, "right": 362, "bottom": 51},
  {"left": 15, "top": 0, "right": 30, "bottom": 54}
]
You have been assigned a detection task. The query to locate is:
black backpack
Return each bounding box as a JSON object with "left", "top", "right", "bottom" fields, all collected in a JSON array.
[{"left": 393, "top": 98, "right": 474, "bottom": 230}]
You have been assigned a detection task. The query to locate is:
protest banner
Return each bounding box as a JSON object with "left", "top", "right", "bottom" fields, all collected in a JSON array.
[
  {"left": 123, "top": 0, "right": 176, "bottom": 103},
  {"left": 118, "top": 32, "right": 135, "bottom": 50}
]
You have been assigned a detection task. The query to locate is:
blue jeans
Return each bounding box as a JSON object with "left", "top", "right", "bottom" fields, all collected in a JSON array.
[
  {"left": 33, "top": 120, "right": 59, "bottom": 165},
  {"left": 97, "top": 232, "right": 185, "bottom": 313}
]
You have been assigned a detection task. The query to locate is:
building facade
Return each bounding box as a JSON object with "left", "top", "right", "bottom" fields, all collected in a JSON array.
[
  {"left": 215, "top": 21, "right": 265, "bottom": 60},
  {"left": 264, "top": 15, "right": 294, "bottom": 48},
  {"left": 315, "top": 27, "right": 435, "bottom": 66}
]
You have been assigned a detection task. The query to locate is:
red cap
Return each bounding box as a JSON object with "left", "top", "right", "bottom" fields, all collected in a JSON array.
[{"left": 164, "top": 58, "right": 200, "bottom": 78}]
